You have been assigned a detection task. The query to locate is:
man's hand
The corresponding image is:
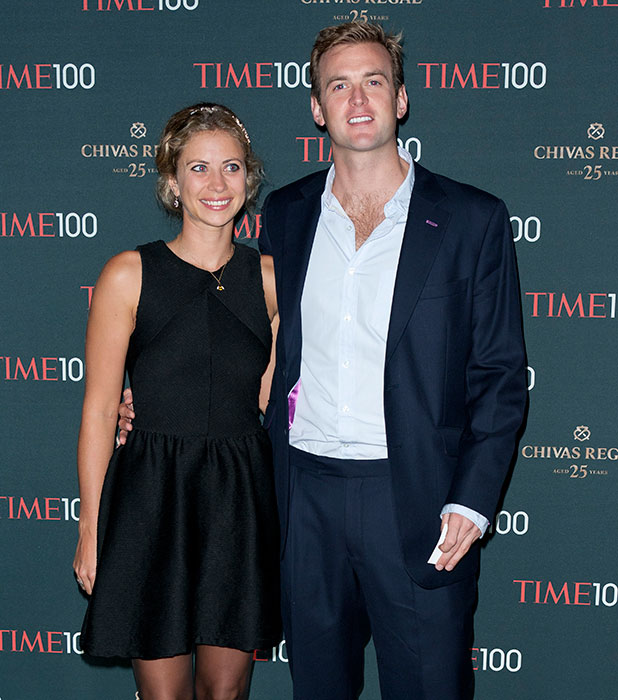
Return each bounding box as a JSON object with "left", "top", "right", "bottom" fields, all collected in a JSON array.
[
  {"left": 117, "top": 387, "right": 134, "bottom": 446},
  {"left": 434, "top": 512, "right": 481, "bottom": 572}
]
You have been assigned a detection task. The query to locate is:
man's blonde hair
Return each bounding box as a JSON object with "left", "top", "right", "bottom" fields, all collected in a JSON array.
[{"left": 310, "top": 22, "right": 404, "bottom": 103}]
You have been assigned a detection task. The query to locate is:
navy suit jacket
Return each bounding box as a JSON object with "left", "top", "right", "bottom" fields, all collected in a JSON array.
[{"left": 259, "top": 162, "right": 527, "bottom": 588}]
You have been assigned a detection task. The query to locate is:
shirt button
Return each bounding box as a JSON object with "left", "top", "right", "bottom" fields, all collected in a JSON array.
[
  {"left": 344, "top": 313, "right": 352, "bottom": 322},
  {"left": 342, "top": 360, "right": 350, "bottom": 368},
  {"left": 348, "top": 268, "right": 355, "bottom": 275},
  {"left": 342, "top": 405, "right": 350, "bottom": 413},
  {"left": 343, "top": 443, "right": 350, "bottom": 448},
  {"left": 347, "top": 225, "right": 352, "bottom": 231}
]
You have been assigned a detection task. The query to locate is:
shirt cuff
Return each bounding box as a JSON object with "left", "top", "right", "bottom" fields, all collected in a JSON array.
[{"left": 440, "top": 504, "right": 490, "bottom": 538}]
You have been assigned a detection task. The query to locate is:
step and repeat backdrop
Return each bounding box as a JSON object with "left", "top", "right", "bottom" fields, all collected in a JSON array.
[{"left": 1, "top": 2, "right": 617, "bottom": 699}]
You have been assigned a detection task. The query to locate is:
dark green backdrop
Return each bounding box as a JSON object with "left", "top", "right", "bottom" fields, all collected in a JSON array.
[{"left": 1, "top": 1, "right": 617, "bottom": 698}]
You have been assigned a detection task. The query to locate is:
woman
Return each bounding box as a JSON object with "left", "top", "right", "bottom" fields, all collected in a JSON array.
[{"left": 73, "top": 103, "right": 281, "bottom": 700}]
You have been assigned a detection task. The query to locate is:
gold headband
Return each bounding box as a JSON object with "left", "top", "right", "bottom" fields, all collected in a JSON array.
[{"left": 189, "top": 105, "right": 251, "bottom": 145}]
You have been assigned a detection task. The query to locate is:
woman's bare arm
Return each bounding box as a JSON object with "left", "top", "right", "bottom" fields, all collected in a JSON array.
[
  {"left": 259, "top": 254, "right": 278, "bottom": 415},
  {"left": 73, "top": 251, "right": 141, "bottom": 594}
]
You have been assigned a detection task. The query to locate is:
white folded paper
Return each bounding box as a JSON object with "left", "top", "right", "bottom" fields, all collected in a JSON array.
[{"left": 427, "top": 522, "right": 448, "bottom": 565}]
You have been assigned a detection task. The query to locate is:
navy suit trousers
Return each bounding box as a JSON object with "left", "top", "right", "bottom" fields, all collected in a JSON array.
[{"left": 282, "top": 447, "right": 477, "bottom": 700}]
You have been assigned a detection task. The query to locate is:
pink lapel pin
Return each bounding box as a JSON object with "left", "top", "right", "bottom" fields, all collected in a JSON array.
[{"left": 425, "top": 219, "right": 438, "bottom": 227}]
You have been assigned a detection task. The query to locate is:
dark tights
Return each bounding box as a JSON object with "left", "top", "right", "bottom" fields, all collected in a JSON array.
[{"left": 132, "top": 645, "right": 252, "bottom": 700}]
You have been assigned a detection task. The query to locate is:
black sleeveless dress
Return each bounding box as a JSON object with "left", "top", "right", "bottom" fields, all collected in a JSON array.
[{"left": 80, "top": 240, "right": 281, "bottom": 659}]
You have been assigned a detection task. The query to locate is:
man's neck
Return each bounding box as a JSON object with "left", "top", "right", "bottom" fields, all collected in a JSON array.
[
  {"left": 331, "top": 140, "right": 407, "bottom": 203},
  {"left": 330, "top": 141, "right": 409, "bottom": 250}
]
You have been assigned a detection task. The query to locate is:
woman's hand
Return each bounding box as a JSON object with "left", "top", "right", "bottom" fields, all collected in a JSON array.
[{"left": 73, "top": 528, "right": 97, "bottom": 595}]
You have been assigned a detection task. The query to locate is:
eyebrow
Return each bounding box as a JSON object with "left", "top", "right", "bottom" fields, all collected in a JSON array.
[
  {"left": 324, "top": 70, "right": 391, "bottom": 89},
  {"left": 185, "top": 157, "right": 243, "bottom": 165}
]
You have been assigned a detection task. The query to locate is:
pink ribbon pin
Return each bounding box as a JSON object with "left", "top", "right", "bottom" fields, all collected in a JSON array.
[{"left": 288, "top": 379, "right": 301, "bottom": 429}]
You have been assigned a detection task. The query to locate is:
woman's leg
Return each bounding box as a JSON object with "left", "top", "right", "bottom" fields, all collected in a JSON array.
[
  {"left": 132, "top": 653, "right": 193, "bottom": 700},
  {"left": 194, "top": 645, "right": 253, "bottom": 700}
]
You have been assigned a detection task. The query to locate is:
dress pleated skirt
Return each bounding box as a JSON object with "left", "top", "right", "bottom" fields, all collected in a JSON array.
[{"left": 80, "top": 427, "right": 281, "bottom": 659}]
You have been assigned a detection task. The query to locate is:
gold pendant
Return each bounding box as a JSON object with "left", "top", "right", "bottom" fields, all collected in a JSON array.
[{"left": 217, "top": 284, "right": 224, "bottom": 291}]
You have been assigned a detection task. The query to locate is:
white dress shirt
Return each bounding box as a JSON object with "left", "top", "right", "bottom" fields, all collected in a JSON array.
[{"left": 289, "top": 147, "right": 489, "bottom": 535}]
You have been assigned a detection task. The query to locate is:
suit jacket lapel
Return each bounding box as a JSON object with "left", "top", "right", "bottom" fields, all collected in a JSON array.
[
  {"left": 280, "top": 170, "right": 328, "bottom": 389},
  {"left": 385, "top": 163, "right": 451, "bottom": 365}
]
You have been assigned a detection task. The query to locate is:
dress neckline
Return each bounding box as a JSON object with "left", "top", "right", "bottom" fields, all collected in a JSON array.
[{"left": 160, "top": 239, "right": 236, "bottom": 275}]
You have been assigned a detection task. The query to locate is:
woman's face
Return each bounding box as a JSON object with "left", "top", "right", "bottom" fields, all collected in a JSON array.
[{"left": 170, "top": 129, "right": 247, "bottom": 234}]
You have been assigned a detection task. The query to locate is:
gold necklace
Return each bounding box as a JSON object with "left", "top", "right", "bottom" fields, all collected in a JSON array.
[
  {"left": 177, "top": 241, "right": 234, "bottom": 291},
  {"left": 208, "top": 261, "right": 228, "bottom": 291}
]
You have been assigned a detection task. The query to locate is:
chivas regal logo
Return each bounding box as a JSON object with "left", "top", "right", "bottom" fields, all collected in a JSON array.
[
  {"left": 521, "top": 425, "right": 616, "bottom": 478},
  {"left": 81, "top": 122, "right": 158, "bottom": 178},
  {"left": 534, "top": 123, "right": 618, "bottom": 179},
  {"left": 299, "top": 0, "right": 423, "bottom": 24}
]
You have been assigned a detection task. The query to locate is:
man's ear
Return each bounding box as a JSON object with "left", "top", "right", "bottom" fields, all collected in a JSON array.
[
  {"left": 396, "top": 85, "right": 409, "bottom": 120},
  {"left": 311, "top": 95, "right": 326, "bottom": 127}
]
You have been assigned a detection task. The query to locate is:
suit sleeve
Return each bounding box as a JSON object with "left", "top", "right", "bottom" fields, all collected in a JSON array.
[{"left": 446, "top": 198, "right": 527, "bottom": 521}]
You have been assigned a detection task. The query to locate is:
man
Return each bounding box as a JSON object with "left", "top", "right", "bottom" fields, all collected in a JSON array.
[
  {"left": 258, "top": 21, "right": 526, "bottom": 700},
  {"left": 120, "top": 21, "right": 526, "bottom": 699}
]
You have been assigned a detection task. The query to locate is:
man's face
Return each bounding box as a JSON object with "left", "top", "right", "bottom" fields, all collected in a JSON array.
[{"left": 311, "top": 42, "right": 408, "bottom": 156}]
